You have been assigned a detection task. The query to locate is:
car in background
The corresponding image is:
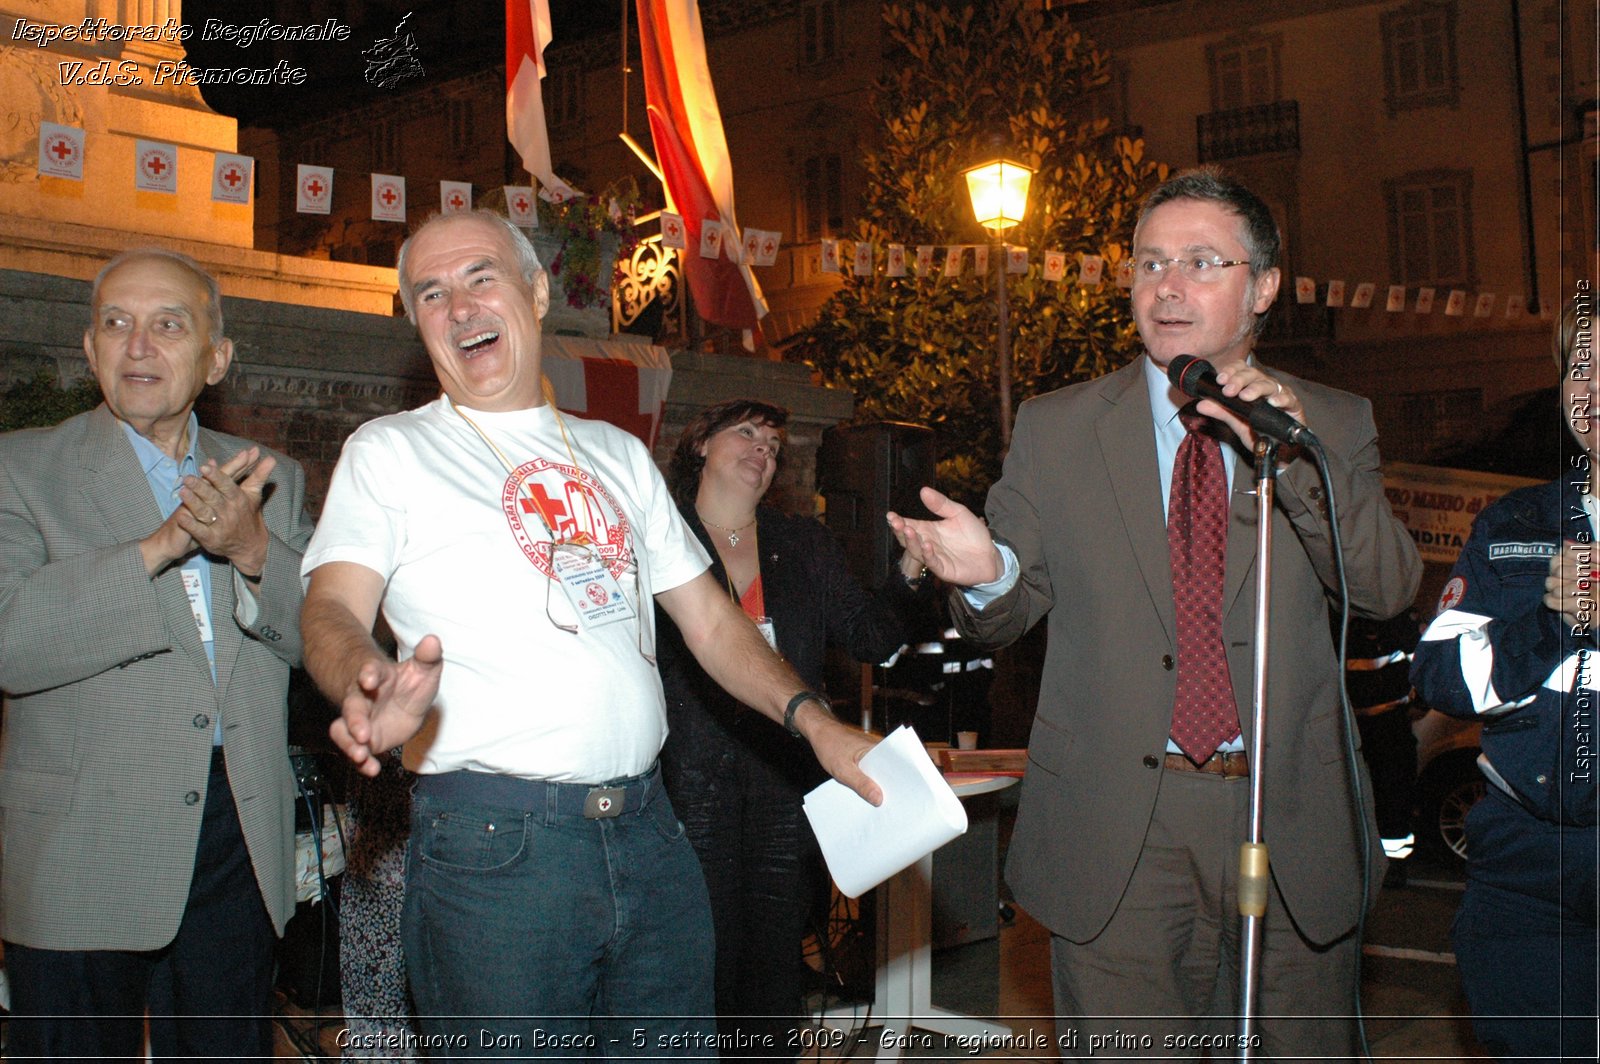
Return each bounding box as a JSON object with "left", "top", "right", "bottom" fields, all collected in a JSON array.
[{"left": 1413, "top": 708, "right": 1485, "bottom": 864}]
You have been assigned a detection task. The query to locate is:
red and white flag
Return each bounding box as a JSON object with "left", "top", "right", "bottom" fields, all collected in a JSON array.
[
  {"left": 212, "top": 153, "right": 252, "bottom": 204},
  {"left": 1505, "top": 294, "right": 1525, "bottom": 318},
  {"left": 637, "top": 0, "right": 766, "bottom": 341},
  {"left": 741, "top": 228, "right": 762, "bottom": 266},
  {"left": 886, "top": 244, "right": 906, "bottom": 277},
  {"left": 1444, "top": 289, "right": 1467, "bottom": 317},
  {"left": 1006, "top": 247, "right": 1028, "bottom": 275},
  {"left": 371, "top": 173, "right": 406, "bottom": 222},
  {"left": 38, "top": 122, "right": 84, "bottom": 180},
  {"left": 1350, "top": 282, "right": 1375, "bottom": 309},
  {"left": 1325, "top": 279, "right": 1346, "bottom": 308},
  {"left": 505, "top": 185, "right": 538, "bottom": 226},
  {"left": 972, "top": 245, "right": 989, "bottom": 277},
  {"left": 441, "top": 181, "right": 473, "bottom": 214},
  {"left": 820, "top": 238, "right": 840, "bottom": 273},
  {"left": 915, "top": 245, "right": 934, "bottom": 276},
  {"left": 1294, "top": 276, "right": 1316, "bottom": 304},
  {"left": 1415, "top": 287, "right": 1436, "bottom": 314},
  {"left": 1043, "top": 250, "right": 1066, "bottom": 282},
  {"left": 660, "top": 211, "right": 686, "bottom": 248},
  {"left": 506, "top": 0, "right": 583, "bottom": 202},
  {"left": 752, "top": 229, "right": 780, "bottom": 267},
  {"left": 1078, "top": 254, "right": 1104, "bottom": 286},
  {"left": 853, "top": 241, "right": 874, "bottom": 277},
  {"left": 296, "top": 164, "right": 333, "bottom": 215},
  {"left": 944, "top": 246, "right": 964, "bottom": 279},
  {"left": 1385, "top": 285, "right": 1406, "bottom": 312},
  {"left": 1473, "top": 292, "right": 1496, "bottom": 318},
  {"left": 134, "top": 140, "right": 177, "bottom": 194},
  {"left": 699, "top": 218, "right": 724, "bottom": 259}
]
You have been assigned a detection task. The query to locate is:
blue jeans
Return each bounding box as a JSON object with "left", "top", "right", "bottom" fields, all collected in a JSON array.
[{"left": 402, "top": 765, "right": 716, "bottom": 1060}]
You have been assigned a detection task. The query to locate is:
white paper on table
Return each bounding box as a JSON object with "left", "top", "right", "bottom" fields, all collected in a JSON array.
[{"left": 802, "top": 724, "right": 968, "bottom": 898}]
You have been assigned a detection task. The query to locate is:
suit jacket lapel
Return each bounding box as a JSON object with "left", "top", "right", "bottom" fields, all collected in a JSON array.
[
  {"left": 197, "top": 429, "right": 240, "bottom": 697},
  {"left": 1094, "top": 362, "right": 1176, "bottom": 646},
  {"left": 1222, "top": 436, "right": 1259, "bottom": 617}
]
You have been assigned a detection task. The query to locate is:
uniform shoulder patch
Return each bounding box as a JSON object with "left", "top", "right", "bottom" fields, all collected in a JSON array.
[
  {"left": 1437, "top": 576, "right": 1466, "bottom": 611},
  {"left": 1488, "top": 541, "right": 1557, "bottom": 560}
]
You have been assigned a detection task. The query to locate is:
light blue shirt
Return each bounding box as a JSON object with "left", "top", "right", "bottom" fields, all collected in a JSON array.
[
  {"left": 965, "top": 355, "right": 1246, "bottom": 751},
  {"left": 123, "top": 415, "right": 221, "bottom": 744}
]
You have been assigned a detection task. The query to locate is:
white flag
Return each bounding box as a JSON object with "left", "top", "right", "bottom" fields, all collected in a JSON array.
[
  {"left": 1350, "top": 282, "right": 1375, "bottom": 309},
  {"left": 853, "top": 241, "right": 873, "bottom": 277},
  {"left": 1444, "top": 289, "right": 1467, "bottom": 317},
  {"left": 944, "top": 246, "right": 964, "bottom": 279},
  {"left": 753, "top": 230, "right": 780, "bottom": 267},
  {"left": 134, "top": 140, "right": 178, "bottom": 194},
  {"left": 699, "top": 218, "right": 724, "bottom": 259},
  {"left": 1043, "top": 250, "right": 1066, "bottom": 282},
  {"left": 742, "top": 229, "right": 762, "bottom": 266},
  {"left": 440, "top": 181, "right": 473, "bottom": 214},
  {"left": 371, "top": 174, "right": 406, "bottom": 222},
  {"left": 211, "top": 153, "right": 253, "bottom": 204},
  {"left": 537, "top": 177, "right": 582, "bottom": 204},
  {"left": 296, "top": 164, "right": 333, "bottom": 215},
  {"left": 1006, "top": 246, "right": 1029, "bottom": 275},
  {"left": 38, "top": 122, "right": 84, "bottom": 180},
  {"left": 1294, "top": 276, "right": 1316, "bottom": 304},
  {"left": 1078, "top": 254, "right": 1104, "bottom": 286},
  {"left": 1473, "top": 293, "right": 1496, "bottom": 318},
  {"left": 886, "top": 244, "right": 906, "bottom": 278},
  {"left": 1385, "top": 285, "right": 1407, "bottom": 312},
  {"left": 1415, "top": 287, "right": 1436, "bottom": 314},
  {"left": 820, "top": 238, "right": 840, "bottom": 274},
  {"left": 972, "top": 245, "right": 989, "bottom": 277},
  {"left": 1505, "top": 294, "right": 1525, "bottom": 318},
  {"left": 660, "top": 211, "right": 685, "bottom": 248},
  {"left": 1325, "top": 280, "right": 1346, "bottom": 308},
  {"left": 915, "top": 246, "right": 934, "bottom": 276},
  {"left": 504, "top": 186, "right": 538, "bottom": 227}
]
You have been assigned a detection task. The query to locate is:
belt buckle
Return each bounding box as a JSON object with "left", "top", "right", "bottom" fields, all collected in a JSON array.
[{"left": 583, "top": 786, "right": 626, "bottom": 819}]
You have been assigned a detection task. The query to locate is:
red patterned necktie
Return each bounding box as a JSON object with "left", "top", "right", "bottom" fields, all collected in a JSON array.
[{"left": 1168, "top": 410, "right": 1240, "bottom": 763}]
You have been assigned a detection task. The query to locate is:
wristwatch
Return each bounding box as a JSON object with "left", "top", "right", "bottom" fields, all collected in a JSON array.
[{"left": 783, "top": 690, "right": 830, "bottom": 737}]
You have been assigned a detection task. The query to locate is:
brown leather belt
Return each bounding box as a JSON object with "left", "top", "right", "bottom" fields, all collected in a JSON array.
[{"left": 1164, "top": 750, "right": 1249, "bottom": 779}]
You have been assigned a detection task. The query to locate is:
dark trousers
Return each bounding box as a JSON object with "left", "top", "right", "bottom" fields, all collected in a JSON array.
[{"left": 5, "top": 751, "right": 277, "bottom": 1062}]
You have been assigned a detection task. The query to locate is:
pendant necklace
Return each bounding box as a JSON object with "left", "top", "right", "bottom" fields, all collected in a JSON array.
[{"left": 700, "top": 513, "right": 757, "bottom": 547}]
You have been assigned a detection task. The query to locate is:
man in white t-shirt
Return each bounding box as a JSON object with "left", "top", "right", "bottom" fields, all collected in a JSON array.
[{"left": 301, "top": 210, "right": 881, "bottom": 1055}]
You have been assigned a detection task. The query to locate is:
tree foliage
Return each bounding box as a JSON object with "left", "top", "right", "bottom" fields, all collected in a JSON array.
[
  {"left": 0, "top": 372, "right": 101, "bottom": 432},
  {"left": 792, "top": 0, "right": 1168, "bottom": 505}
]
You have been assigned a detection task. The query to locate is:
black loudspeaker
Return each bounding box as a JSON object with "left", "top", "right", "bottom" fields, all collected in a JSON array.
[{"left": 817, "top": 421, "right": 936, "bottom": 588}]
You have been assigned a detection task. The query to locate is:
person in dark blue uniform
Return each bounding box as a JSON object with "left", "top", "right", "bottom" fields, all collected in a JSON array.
[{"left": 1412, "top": 291, "right": 1599, "bottom": 1062}]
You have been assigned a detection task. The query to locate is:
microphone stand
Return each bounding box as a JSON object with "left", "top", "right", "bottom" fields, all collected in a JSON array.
[{"left": 1237, "top": 436, "right": 1279, "bottom": 1059}]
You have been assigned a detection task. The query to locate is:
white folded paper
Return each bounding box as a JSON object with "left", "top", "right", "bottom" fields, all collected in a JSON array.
[{"left": 802, "top": 725, "right": 968, "bottom": 898}]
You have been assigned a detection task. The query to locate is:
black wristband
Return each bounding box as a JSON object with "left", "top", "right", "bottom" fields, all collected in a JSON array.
[{"left": 783, "top": 690, "right": 829, "bottom": 737}]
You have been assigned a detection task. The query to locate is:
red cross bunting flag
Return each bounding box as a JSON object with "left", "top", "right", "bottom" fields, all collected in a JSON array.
[
  {"left": 371, "top": 173, "right": 406, "bottom": 222},
  {"left": 637, "top": 0, "right": 767, "bottom": 343},
  {"left": 296, "top": 165, "right": 333, "bottom": 215},
  {"left": 1295, "top": 276, "right": 1316, "bottom": 304},
  {"left": 915, "top": 245, "right": 934, "bottom": 276},
  {"left": 1078, "top": 254, "right": 1104, "bottom": 286},
  {"left": 1506, "top": 294, "right": 1525, "bottom": 318},
  {"left": 886, "top": 244, "right": 906, "bottom": 277},
  {"left": 1007, "top": 246, "right": 1029, "bottom": 275},
  {"left": 1386, "top": 284, "right": 1406, "bottom": 312},
  {"left": 820, "top": 238, "right": 840, "bottom": 273},
  {"left": 506, "top": 0, "right": 582, "bottom": 204},
  {"left": 38, "top": 122, "right": 84, "bottom": 180},
  {"left": 1043, "top": 250, "right": 1066, "bottom": 282},
  {"left": 1415, "top": 287, "right": 1436, "bottom": 314},
  {"left": 853, "top": 241, "right": 874, "bottom": 276},
  {"left": 134, "top": 140, "right": 178, "bottom": 194},
  {"left": 659, "top": 211, "right": 685, "bottom": 249},
  {"left": 505, "top": 185, "right": 537, "bottom": 227},
  {"left": 1325, "top": 279, "right": 1346, "bottom": 307},
  {"left": 944, "top": 246, "right": 963, "bottom": 279},
  {"left": 440, "top": 181, "right": 472, "bottom": 214},
  {"left": 972, "top": 245, "right": 989, "bottom": 277},
  {"left": 699, "top": 218, "right": 724, "bottom": 259},
  {"left": 1474, "top": 292, "right": 1496, "bottom": 318},
  {"left": 541, "top": 335, "right": 674, "bottom": 448},
  {"left": 212, "top": 153, "right": 253, "bottom": 204},
  {"left": 1351, "top": 282, "right": 1375, "bottom": 309},
  {"left": 1444, "top": 289, "right": 1467, "bottom": 316}
]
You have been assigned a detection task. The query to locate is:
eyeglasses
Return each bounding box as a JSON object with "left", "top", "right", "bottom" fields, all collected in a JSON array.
[
  {"left": 545, "top": 540, "right": 656, "bottom": 665},
  {"left": 1131, "top": 256, "right": 1250, "bottom": 285}
]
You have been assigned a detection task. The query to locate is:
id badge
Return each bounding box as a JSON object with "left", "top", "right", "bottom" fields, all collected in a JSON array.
[
  {"left": 754, "top": 617, "right": 777, "bottom": 651},
  {"left": 180, "top": 566, "right": 214, "bottom": 641},
  {"left": 551, "top": 546, "right": 635, "bottom": 629}
]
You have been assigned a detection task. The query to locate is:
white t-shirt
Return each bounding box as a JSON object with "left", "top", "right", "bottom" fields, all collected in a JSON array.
[{"left": 303, "top": 398, "right": 710, "bottom": 782}]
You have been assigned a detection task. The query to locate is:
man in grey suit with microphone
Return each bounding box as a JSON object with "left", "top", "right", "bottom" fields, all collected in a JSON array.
[
  {"left": 0, "top": 248, "right": 313, "bottom": 1057},
  {"left": 892, "top": 169, "right": 1420, "bottom": 1057}
]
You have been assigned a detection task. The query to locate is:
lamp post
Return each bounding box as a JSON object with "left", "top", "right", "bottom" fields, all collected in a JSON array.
[{"left": 962, "top": 157, "right": 1033, "bottom": 449}]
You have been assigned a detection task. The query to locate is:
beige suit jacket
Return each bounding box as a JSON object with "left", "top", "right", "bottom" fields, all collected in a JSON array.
[
  {"left": 0, "top": 405, "right": 312, "bottom": 949},
  {"left": 950, "top": 358, "right": 1420, "bottom": 946}
]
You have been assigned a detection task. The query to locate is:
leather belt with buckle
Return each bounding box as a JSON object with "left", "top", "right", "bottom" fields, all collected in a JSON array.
[{"left": 1164, "top": 750, "right": 1249, "bottom": 779}]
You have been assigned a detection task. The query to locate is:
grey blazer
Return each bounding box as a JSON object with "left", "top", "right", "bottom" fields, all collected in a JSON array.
[
  {"left": 949, "top": 358, "right": 1421, "bottom": 947},
  {"left": 0, "top": 405, "right": 313, "bottom": 949}
]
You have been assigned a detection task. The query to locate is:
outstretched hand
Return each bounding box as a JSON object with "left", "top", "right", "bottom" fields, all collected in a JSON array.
[
  {"left": 887, "top": 486, "right": 1002, "bottom": 588},
  {"left": 329, "top": 635, "right": 445, "bottom": 777}
]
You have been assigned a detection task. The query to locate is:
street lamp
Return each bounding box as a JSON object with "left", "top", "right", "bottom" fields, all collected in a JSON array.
[{"left": 962, "top": 157, "right": 1033, "bottom": 448}]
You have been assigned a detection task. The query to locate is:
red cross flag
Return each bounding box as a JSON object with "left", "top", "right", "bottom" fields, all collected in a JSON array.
[
  {"left": 440, "top": 181, "right": 473, "bottom": 215},
  {"left": 915, "top": 246, "right": 934, "bottom": 276},
  {"left": 659, "top": 211, "right": 685, "bottom": 249},
  {"left": 296, "top": 164, "right": 333, "bottom": 215},
  {"left": 1006, "top": 246, "right": 1028, "bottom": 275},
  {"left": 211, "top": 153, "right": 253, "bottom": 204},
  {"left": 1415, "top": 287, "right": 1436, "bottom": 314},
  {"left": 699, "top": 218, "right": 724, "bottom": 259},
  {"left": 505, "top": 185, "right": 537, "bottom": 227},
  {"left": 1385, "top": 285, "right": 1406, "bottom": 312},
  {"left": 371, "top": 173, "right": 406, "bottom": 223},
  {"left": 820, "top": 238, "right": 840, "bottom": 274},
  {"left": 852, "top": 241, "right": 874, "bottom": 277},
  {"left": 38, "top": 122, "right": 84, "bottom": 180},
  {"left": 506, "top": 0, "right": 583, "bottom": 204},
  {"left": 886, "top": 244, "right": 906, "bottom": 277},
  {"left": 541, "top": 335, "right": 675, "bottom": 448},
  {"left": 1474, "top": 292, "right": 1496, "bottom": 318},
  {"left": 133, "top": 140, "right": 178, "bottom": 194},
  {"left": 1505, "top": 294, "right": 1525, "bottom": 318},
  {"left": 1350, "top": 282, "right": 1375, "bottom": 309},
  {"left": 637, "top": 0, "right": 766, "bottom": 344},
  {"left": 972, "top": 245, "right": 989, "bottom": 277},
  {"left": 944, "top": 246, "right": 964, "bottom": 279},
  {"left": 1444, "top": 289, "right": 1467, "bottom": 317},
  {"left": 1294, "top": 276, "right": 1316, "bottom": 304},
  {"left": 1325, "top": 279, "right": 1346, "bottom": 308},
  {"left": 741, "top": 228, "right": 762, "bottom": 266},
  {"left": 1043, "top": 250, "right": 1066, "bottom": 282},
  {"left": 1077, "top": 254, "right": 1104, "bottom": 286},
  {"left": 754, "top": 230, "right": 780, "bottom": 267}
]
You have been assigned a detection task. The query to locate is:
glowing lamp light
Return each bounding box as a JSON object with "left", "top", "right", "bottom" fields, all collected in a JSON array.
[{"left": 963, "top": 158, "right": 1034, "bottom": 233}]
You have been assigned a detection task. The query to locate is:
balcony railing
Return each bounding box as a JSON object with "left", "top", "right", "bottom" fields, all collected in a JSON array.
[{"left": 1197, "top": 100, "right": 1300, "bottom": 163}]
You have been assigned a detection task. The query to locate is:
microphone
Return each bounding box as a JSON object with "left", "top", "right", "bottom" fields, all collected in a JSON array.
[{"left": 1167, "top": 355, "right": 1319, "bottom": 448}]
